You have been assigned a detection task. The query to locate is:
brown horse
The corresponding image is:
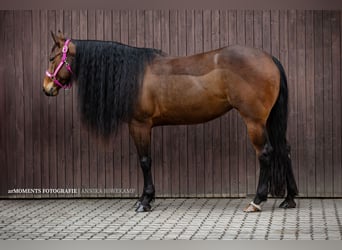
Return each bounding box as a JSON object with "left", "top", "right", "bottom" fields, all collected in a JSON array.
[{"left": 43, "top": 31, "right": 298, "bottom": 212}]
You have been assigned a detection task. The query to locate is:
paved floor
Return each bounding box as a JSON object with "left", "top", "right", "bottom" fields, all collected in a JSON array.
[{"left": 0, "top": 198, "right": 341, "bottom": 240}]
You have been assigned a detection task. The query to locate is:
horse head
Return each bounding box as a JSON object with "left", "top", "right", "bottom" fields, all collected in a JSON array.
[{"left": 43, "top": 31, "right": 75, "bottom": 96}]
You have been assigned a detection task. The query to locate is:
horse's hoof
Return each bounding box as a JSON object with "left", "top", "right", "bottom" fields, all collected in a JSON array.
[
  {"left": 279, "top": 199, "right": 296, "bottom": 209},
  {"left": 243, "top": 201, "right": 262, "bottom": 213},
  {"left": 135, "top": 203, "right": 151, "bottom": 212}
]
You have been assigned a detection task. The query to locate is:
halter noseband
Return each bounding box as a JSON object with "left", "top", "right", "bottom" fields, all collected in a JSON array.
[{"left": 45, "top": 39, "right": 73, "bottom": 89}]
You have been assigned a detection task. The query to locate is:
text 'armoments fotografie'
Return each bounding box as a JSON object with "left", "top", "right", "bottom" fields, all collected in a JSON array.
[{"left": 7, "top": 188, "right": 136, "bottom": 194}]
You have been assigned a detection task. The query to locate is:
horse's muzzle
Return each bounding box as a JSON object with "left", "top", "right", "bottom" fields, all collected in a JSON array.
[{"left": 43, "top": 87, "right": 57, "bottom": 97}]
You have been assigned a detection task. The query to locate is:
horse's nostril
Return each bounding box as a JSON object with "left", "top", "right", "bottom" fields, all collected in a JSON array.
[{"left": 42, "top": 87, "right": 53, "bottom": 96}]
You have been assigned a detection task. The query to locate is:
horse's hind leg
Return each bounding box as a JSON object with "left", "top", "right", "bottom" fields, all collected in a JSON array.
[
  {"left": 129, "top": 121, "right": 155, "bottom": 212},
  {"left": 243, "top": 119, "right": 273, "bottom": 212},
  {"left": 279, "top": 155, "right": 297, "bottom": 208}
]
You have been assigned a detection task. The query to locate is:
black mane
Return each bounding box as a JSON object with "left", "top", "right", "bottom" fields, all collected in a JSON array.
[{"left": 72, "top": 40, "right": 163, "bottom": 136}]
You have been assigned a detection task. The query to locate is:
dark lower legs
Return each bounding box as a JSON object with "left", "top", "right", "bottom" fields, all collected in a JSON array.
[
  {"left": 247, "top": 140, "right": 297, "bottom": 211},
  {"left": 244, "top": 121, "right": 297, "bottom": 212},
  {"left": 279, "top": 150, "right": 297, "bottom": 208},
  {"left": 253, "top": 142, "right": 273, "bottom": 205},
  {"left": 243, "top": 122, "right": 270, "bottom": 212},
  {"left": 136, "top": 156, "right": 155, "bottom": 212},
  {"left": 129, "top": 122, "right": 155, "bottom": 212}
]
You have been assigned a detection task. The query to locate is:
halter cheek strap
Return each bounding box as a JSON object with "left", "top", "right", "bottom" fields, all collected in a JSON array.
[{"left": 45, "top": 39, "right": 73, "bottom": 89}]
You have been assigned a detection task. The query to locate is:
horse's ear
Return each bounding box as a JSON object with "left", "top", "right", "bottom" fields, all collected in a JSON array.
[
  {"left": 50, "top": 31, "right": 58, "bottom": 45},
  {"left": 57, "top": 30, "right": 66, "bottom": 40},
  {"left": 51, "top": 30, "right": 66, "bottom": 48},
  {"left": 56, "top": 30, "right": 66, "bottom": 46}
]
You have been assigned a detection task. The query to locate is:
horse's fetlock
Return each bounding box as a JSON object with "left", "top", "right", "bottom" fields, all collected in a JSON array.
[{"left": 144, "top": 184, "right": 155, "bottom": 196}]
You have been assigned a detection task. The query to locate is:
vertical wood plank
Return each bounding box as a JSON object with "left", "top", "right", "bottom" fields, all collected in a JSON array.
[
  {"left": 169, "top": 10, "right": 180, "bottom": 197},
  {"left": 219, "top": 10, "right": 230, "bottom": 197},
  {"left": 332, "top": 11, "right": 341, "bottom": 197},
  {"left": 85, "top": 9, "right": 97, "bottom": 196},
  {"left": 245, "top": 9, "right": 256, "bottom": 196},
  {"left": 279, "top": 10, "right": 291, "bottom": 197},
  {"left": 279, "top": 10, "right": 289, "bottom": 117},
  {"left": 178, "top": 9, "right": 188, "bottom": 197},
  {"left": 228, "top": 10, "right": 239, "bottom": 197},
  {"left": 262, "top": 10, "right": 271, "bottom": 53},
  {"left": 152, "top": 10, "right": 164, "bottom": 197},
  {"left": 305, "top": 10, "right": 316, "bottom": 197},
  {"left": 22, "top": 11, "right": 34, "bottom": 198},
  {"left": 194, "top": 9, "right": 205, "bottom": 197},
  {"left": 120, "top": 9, "right": 130, "bottom": 196},
  {"left": 63, "top": 10, "right": 73, "bottom": 197},
  {"left": 136, "top": 9, "right": 145, "bottom": 197},
  {"left": 254, "top": 10, "right": 263, "bottom": 50},
  {"left": 55, "top": 10, "right": 66, "bottom": 197},
  {"left": 128, "top": 9, "right": 139, "bottom": 198},
  {"left": 203, "top": 9, "right": 213, "bottom": 197},
  {"left": 103, "top": 9, "right": 114, "bottom": 197},
  {"left": 322, "top": 11, "right": 333, "bottom": 197},
  {"left": 0, "top": 11, "right": 8, "bottom": 197},
  {"left": 186, "top": 9, "right": 197, "bottom": 197},
  {"left": 252, "top": 10, "right": 263, "bottom": 196},
  {"left": 340, "top": 10, "right": 342, "bottom": 197},
  {"left": 270, "top": 12, "right": 282, "bottom": 199},
  {"left": 314, "top": 10, "right": 324, "bottom": 197},
  {"left": 14, "top": 11, "right": 25, "bottom": 198},
  {"left": 211, "top": 10, "right": 222, "bottom": 197},
  {"left": 288, "top": 10, "right": 299, "bottom": 194},
  {"left": 296, "top": 10, "right": 307, "bottom": 196},
  {"left": 88, "top": 10, "right": 100, "bottom": 196},
  {"left": 63, "top": 10, "right": 77, "bottom": 197},
  {"left": 161, "top": 9, "right": 171, "bottom": 197},
  {"left": 47, "top": 10, "right": 58, "bottom": 197},
  {"left": 112, "top": 9, "right": 122, "bottom": 197},
  {"left": 271, "top": 10, "right": 280, "bottom": 57},
  {"left": 236, "top": 10, "right": 247, "bottom": 197},
  {"left": 95, "top": 9, "right": 106, "bottom": 196},
  {"left": 86, "top": 9, "right": 98, "bottom": 197},
  {"left": 6, "top": 11, "right": 17, "bottom": 197},
  {"left": 32, "top": 10, "right": 42, "bottom": 197},
  {"left": 40, "top": 10, "right": 49, "bottom": 195},
  {"left": 79, "top": 9, "right": 90, "bottom": 197},
  {"left": 71, "top": 10, "right": 81, "bottom": 197}
]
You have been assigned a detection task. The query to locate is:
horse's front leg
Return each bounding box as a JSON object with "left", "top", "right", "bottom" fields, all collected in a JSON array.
[{"left": 129, "top": 121, "right": 155, "bottom": 212}]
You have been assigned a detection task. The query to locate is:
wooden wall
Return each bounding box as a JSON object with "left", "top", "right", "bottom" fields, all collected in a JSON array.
[{"left": 0, "top": 10, "right": 341, "bottom": 198}]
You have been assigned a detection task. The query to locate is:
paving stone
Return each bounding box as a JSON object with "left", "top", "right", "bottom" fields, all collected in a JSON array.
[{"left": 0, "top": 199, "right": 341, "bottom": 240}]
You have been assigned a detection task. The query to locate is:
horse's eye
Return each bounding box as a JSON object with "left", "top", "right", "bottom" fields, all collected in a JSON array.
[{"left": 49, "top": 52, "right": 61, "bottom": 62}]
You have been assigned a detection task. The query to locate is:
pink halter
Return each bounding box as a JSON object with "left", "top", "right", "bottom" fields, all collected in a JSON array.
[{"left": 45, "top": 39, "right": 73, "bottom": 89}]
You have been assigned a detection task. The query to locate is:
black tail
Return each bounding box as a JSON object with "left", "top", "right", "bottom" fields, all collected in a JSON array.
[{"left": 267, "top": 56, "right": 298, "bottom": 197}]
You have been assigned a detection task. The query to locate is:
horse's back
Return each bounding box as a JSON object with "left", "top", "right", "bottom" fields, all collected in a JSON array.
[{"left": 151, "top": 45, "right": 277, "bottom": 82}]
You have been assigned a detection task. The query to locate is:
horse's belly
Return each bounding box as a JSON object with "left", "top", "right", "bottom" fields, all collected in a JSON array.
[{"left": 153, "top": 95, "right": 232, "bottom": 126}]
